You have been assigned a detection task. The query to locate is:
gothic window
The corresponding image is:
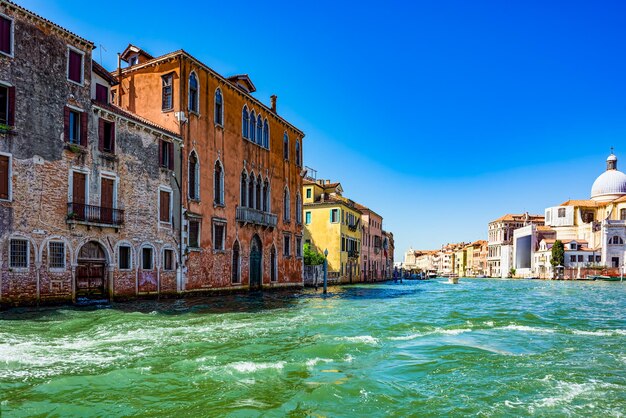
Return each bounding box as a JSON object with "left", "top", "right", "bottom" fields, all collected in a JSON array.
[
  {"left": 249, "top": 111, "right": 256, "bottom": 142},
  {"left": 214, "top": 88, "right": 223, "bottom": 125},
  {"left": 256, "top": 178, "right": 262, "bottom": 210},
  {"left": 214, "top": 160, "right": 224, "bottom": 205},
  {"left": 283, "top": 187, "right": 290, "bottom": 222},
  {"left": 242, "top": 106, "right": 249, "bottom": 138},
  {"left": 296, "top": 193, "right": 302, "bottom": 224},
  {"left": 188, "top": 72, "right": 199, "bottom": 113},
  {"left": 232, "top": 241, "right": 241, "bottom": 283},
  {"left": 240, "top": 171, "right": 247, "bottom": 207},
  {"left": 263, "top": 119, "right": 269, "bottom": 148},
  {"left": 263, "top": 179, "right": 270, "bottom": 212},
  {"left": 610, "top": 236, "right": 624, "bottom": 245},
  {"left": 283, "top": 132, "right": 289, "bottom": 160},
  {"left": 621, "top": 208, "right": 626, "bottom": 221},
  {"left": 248, "top": 173, "right": 255, "bottom": 209},
  {"left": 256, "top": 114, "right": 263, "bottom": 145},
  {"left": 188, "top": 151, "right": 199, "bottom": 199},
  {"left": 295, "top": 140, "right": 301, "bottom": 167}
]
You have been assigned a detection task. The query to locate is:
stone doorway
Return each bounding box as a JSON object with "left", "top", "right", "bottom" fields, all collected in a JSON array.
[
  {"left": 249, "top": 235, "right": 262, "bottom": 289},
  {"left": 76, "top": 241, "right": 108, "bottom": 301}
]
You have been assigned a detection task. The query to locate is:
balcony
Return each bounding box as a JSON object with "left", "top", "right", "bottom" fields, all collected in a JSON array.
[
  {"left": 348, "top": 249, "right": 359, "bottom": 259},
  {"left": 67, "top": 202, "right": 124, "bottom": 229},
  {"left": 236, "top": 206, "right": 277, "bottom": 228},
  {"left": 348, "top": 220, "right": 360, "bottom": 232}
]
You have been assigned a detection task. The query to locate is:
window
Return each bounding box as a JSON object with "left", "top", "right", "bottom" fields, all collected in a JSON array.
[
  {"left": 296, "top": 236, "right": 302, "bottom": 258},
  {"left": 142, "top": 247, "right": 153, "bottom": 270},
  {"left": 240, "top": 171, "right": 248, "bottom": 207},
  {"left": 189, "top": 219, "right": 200, "bottom": 248},
  {"left": 214, "top": 160, "right": 224, "bottom": 205},
  {"left": 596, "top": 255, "right": 601, "bottom": 262},
  {"left": 263, "top": 180, "right": 270, "bottom": 212},
  {"left": 189, "top": 152, "right": 199, "bottom": 200},
  {"left": 0, "top": 84, "right": 14, "bottom": 126},
  {"left": 118, "top": 245, "right": 131, "bottom": 270},
  {"left": 249, "top": 111, "right": 256, "bottom": 142},
  {"left": 588, "top": 255, "right": 594, "bottom": 263},
  {"left": 306, "top": 188, "right": 311, "bottom": 199},
  {"left": 256, "top": 177, "right": 262, "bottom": 210},
  {"left": 248, "top": 173, "right": 256, "bottom": 209},
  {"left": 0, "top": 153, "right": 10, "bottom": 200},
  {"left": 188, "top": 72, "right": 199, "bottom": 113},
  {"left": 263, "top": 119, "right": 269, "bottom": 148},
  {"left": 621, "top": 208, "right": 626, "bottom": 221},
  {"left": 9, "top": 239, "right": 28, "bottom": 268},
  {"left": 0, "top": 14, "right": 13, "bottom": 56},
  {"left": 270, "top": 246, "right": 277, "bottom": 282},
  {"left": 95, "top": 84, "right": 108, "bottom": 104},
  {"left": 256, "top": 114, "right": 263, "bottom": 145},
  {"left": 305, "top": 211, "right": 311, "bottom": 225},
  {"left": 128, "top": 55, "right": 139, "bottom": 66},
  {"left": 159, "top": 189, "right": 171, "bottom": 223},
  {"left": 558, "top": 208, "right": 566, "bottom": 218},
  {"left": 159, "top": 140, "right": 174, "bottom": 169},
  {"left": 283, "top": 132, "right": 289, "bottom": 160},
  {"left": 67, "top": 47, "right": 84, "bottom": 84},
  {"left": 64, "top": 107, "right": 86, "bottom": 146},
  {"left": 577, "top": 255, "right": 583, "bottom": 262},
  {"left": 295, "top": 141, "right": 301, "bottom": 167},
  {"left": 49, "top": 242, "right": 65, "bottom": 269},
  {"left": 581, "top": 211, "right": 594, "bottom": 223},
  {"left": 163, "top": 249, "right": 174, "bottom": 271},
  {"left": 296, "top": 194, "right": 302, "bottom": 224},
  {"left": 98, "top": 118, "right": 115, "bottom": 153},
  {"left": 213, "top": 222, "right": 225, "bottom": 251},
  {"left": 610, "top": 236, "right": 624, "bottom": 245},
  {"left": 283, "top": 187, "right": 290, "bottom": 222},
  {"left": 571, "top": 243, "right": 578, "bottom": 250},
  {"left": 162, "top": 74, "right": 173, "bottom": 110},
  {"left": 284, "top": 234, "right": 291, "bottom": 257},
  {"left": 330, "top": 209, "right": 339, "bottom": 223},
  {"left": 232, "top": 241, "right": 241, "bottom": 283},
  {"left": 570, "top": 255, "right": 576, "bottom": 263},
  {"left": 214, "top": 88, "right": 223, "bottom": 125},
  {"left": 242, "top": 106, "right": 249, "bottom": 138}
]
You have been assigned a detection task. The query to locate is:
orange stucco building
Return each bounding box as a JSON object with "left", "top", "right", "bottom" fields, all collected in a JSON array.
[{"left": 112, "top": 45, "right": 305, "bottom": 291}]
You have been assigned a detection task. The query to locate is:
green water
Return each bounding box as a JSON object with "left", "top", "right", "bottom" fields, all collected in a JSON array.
[{"left": 1, "top": 279, "right": 625, "bottom": 417}]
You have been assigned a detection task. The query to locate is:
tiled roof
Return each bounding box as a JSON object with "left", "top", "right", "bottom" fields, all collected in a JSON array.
[
  {"left": 492, "top": 213, "right": 545, "bottom": 222},
  {"left": 2, "top": 0, "right": 93, "bottom": 47},
  {"left": 92, "top": 60, "right": 119, "bottom": 86},
  {"left": 559, "top": 200, "right": 604, "bottom": 207},
  {"left": 93, "top": 101, "right": 181, "bottom": 139}
]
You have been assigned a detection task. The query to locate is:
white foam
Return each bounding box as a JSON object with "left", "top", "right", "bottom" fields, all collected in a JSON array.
[
  {"left": 496, "top": 325, "right": 556, "bottom": 334},
  {"left": 336, "top": 336, "right": 380, "bottom": 345},
  {"left": 305, "top": 358, "right": 333, "bottom": 367},
  {"left": 230, "top": 361, "right": 285, "bottom": 373},
  {"left": 570, "top": 329, "right": 626, "bottom": 336}
]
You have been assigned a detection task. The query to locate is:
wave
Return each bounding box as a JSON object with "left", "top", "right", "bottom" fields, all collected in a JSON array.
[
  {"left": 336, "top": 335, "right": 380, "bottom": 345},
  {"left": 229, "top": 361, "right": 285, "bottom": 373}
]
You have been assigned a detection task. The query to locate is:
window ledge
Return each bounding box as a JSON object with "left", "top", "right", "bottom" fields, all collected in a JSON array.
[
  {"left": 64, "top": 143, "right": 87, "bottom": 154},
  {"left": 8, "top": 267, "right": 29, "bottom": 272},
  {"left": 100, "top": 152, "right": 118, "bottom": 161},
  {"left": 188, "top": 247, "right": 202, "bottom": 252},
  {"left": 118, "top": 268, "right": 133, "bottom": 272},
  {"left": 213, "top": 249, "right": 226, "bottom": 254},
  {"left": 214, "top": 123, "right": 224, "bottom": 129},
  {"left": 0, "top": 50, "right": 14, "bottom": 59},
  {"left": 48, "top": 267, "right": 67, "bottom": 273},
  {"left": 214, "top": 202, "right": 225, "bottom": 208},
  {"left": 67, "top": 78, "right": 84, "bottom": 87},
  {"left": 189, "top": 198, "right": 201, "bottom": 203},
  {"left": 0, "top": 125, "right": 16, "bottom": 135},
  {"left": 162, "top": 108, "right": 174, "bottom": 113}
]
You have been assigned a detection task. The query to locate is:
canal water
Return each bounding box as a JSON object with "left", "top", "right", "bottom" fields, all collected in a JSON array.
[{"left": 1, "top": 279, "right": 625, "bottom": 417}]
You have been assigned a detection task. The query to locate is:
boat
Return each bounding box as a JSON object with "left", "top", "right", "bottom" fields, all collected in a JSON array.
[
  {"left": 594, "top": 275, "right": 622, "bottom": 282},
  {"left": 427, "top": 273, "right": 437, "bottom": 279}
]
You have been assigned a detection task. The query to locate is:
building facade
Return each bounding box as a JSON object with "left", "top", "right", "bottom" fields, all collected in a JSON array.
[
  {"left": 303, "top": 179, "right": 361, "bottom": 283},
  {"left": 112, "top": 44, "right": 305, "bottom": 291},
  {"left": 0, "top": 1, "right": 182, "bottom": 306},
  {"left": 357, "top": 204, "right": 385, "bottom": 281}
]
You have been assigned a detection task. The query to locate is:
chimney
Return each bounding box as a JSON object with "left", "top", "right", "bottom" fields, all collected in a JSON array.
[
  {"left": 325, "top": 180, "right": 330, "bottom": 185},
  {"left": 117, "top": 53, "right": 123, "bottom": 106},
  {"left": 270, "top": 95, "right": 277, "bottom": 113}
]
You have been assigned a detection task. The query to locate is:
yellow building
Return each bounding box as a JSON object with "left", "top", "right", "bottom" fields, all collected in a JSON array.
[{"left": 303, "top": 179, "right": 362, "bottom": 283}]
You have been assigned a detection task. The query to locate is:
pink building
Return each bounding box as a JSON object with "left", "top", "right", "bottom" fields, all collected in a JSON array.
[{"left": 356, "top": 203, "right": 386, "bottom": 281}]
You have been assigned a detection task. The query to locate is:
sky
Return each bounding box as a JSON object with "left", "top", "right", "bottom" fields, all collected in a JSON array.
[{"left": 17, "top": 0, "right": 626, "bottom": 260}]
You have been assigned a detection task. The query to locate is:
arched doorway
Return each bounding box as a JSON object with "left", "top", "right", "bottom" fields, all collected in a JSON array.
[
  {"left": 249, "top": 235, "right": 262, "bottom": 289},
  {"left": 76, "top": 241, "right": 108, "bottom": 300}
]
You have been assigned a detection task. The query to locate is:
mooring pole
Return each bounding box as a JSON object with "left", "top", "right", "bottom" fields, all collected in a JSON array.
[{"left": 323, "top": 248, "right": 328, "bottom": 294}]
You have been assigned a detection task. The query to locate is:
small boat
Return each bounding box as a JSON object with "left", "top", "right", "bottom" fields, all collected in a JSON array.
[
  {"left": 427, "top": 273, "right": 437, "bottom": 279},
  {"left": 593, "top": 275, "right": 622, "bottom": 282}
]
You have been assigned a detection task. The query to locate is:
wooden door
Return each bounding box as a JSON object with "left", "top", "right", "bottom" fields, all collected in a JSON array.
[
  {"left": 75, "top": 263, "right": 106, "bottom": 298},
  {"left": 101, "top": 177, "right": 114, "bottom": 224},
  {"left": 0, "top": 155, "right": 9, "bottom": 200}
]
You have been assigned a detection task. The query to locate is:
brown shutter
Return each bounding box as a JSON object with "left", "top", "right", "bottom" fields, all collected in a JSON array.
[
  {"left": 160, "top": 190, "right": 170, "bottom": 222},
  {"left": 73, "top": 172, "right": 86, "bottom": 205},
  {"left": 80, "top": 111, "right": 88, "bottom": 146},
  {"left": 158, "top": 140, "right": 163, "bottom": 167},
  {"left": 98, "top": 118, "right": 104, "bottom": 151},
  {"left": 101, "top": 178, "right": 114, "bottom": 224},
  {"left": 168, "top": 141, "right": 174, "bottom": 170},
  {"left": 110, "top": 122, "right": 115, "bottom": 154},
  {"left": 8, "top": 86, "right": 15, "bottom": 127},
  {"left": 63, "top": 106, "right": 70, "bottom": 142},
  {"left": 0, "top": 155, "right": 9, "bottom": 200}
]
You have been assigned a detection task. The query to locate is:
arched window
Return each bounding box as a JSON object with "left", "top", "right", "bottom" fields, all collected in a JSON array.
[
  {"left": 232, "top": 241, "right": 241, "bottom": 283},
  {"left": 214, "top": 88, "right": 223, "bottom": 125},
  {"left": 283, "top": 187, "right": 290, "bottom": 221},
  {"left": 295, "top": 140, "right": 301, "bottom": 167},
  {"left": 214, "top": 160, "right": 224, "bottom": 205},
  {"left": 242, "top": 106, "right": 249, "bottom": 138},
  {"left": 248, "top": 173, "right": 255, "bottom": 209},
  {"left": 256, "top": 177, "right": 262, "bottom": 210},
  {"left": 263, "top": 179, "right": 270, "bottom": 212},
  {"left": 240, "top": 171, "right": 247, "bottom": 207},
  {"left": 283, "top": 132, "right": 289, "bottom": 160},
  {"left": 621, "top": 208, "right": 626, "bottom": 221},
  {"left": 611, "top": 236, "right": 624, "bottom": 245},
  {"left": 256, "top": 114, "right": 263, "bottom": 145},
  {"left": 270, "top": 245, "right": 277, "bottom": 282},
  {"left": 296, "top": 193, "right": 302, "bottom": 224},
  {"left": 263, "top": 119, "right": 269, "bottom": 148},
  {"left": 249, "top": 111, "right": 256, "bottom": 143},
  {"left": 188, "top": 72, "right": 199, "bottom": 113},
  {"left": 188, "top": 151, "right": 199, "bottom": 199}
]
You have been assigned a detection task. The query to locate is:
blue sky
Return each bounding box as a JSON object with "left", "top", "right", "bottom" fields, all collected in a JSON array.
[{"left": 19, "top": 0, "right": 626, "bottom": 260}]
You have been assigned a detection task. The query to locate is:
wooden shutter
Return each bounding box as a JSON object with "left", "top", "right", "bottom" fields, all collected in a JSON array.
[
  {"left": 80, "top": 111, "right": 88, "bottom": 146},
  {"left": 98, "top": 118, "right": 104, "bottom": 151},
  {"left": 158, "top": 140, "right": 163, "bottom": 167},
  {"left": 168, "top": 142, "right": 174, "bottom": 170},
  {"left": 0, "top": 155, "right": 9, "bottom": 200},
  {"left": 101, "top": 178, "right": 114, "bottom": 208},
  {"left": 160, "top": 190, "right": 170, "bottom": 222},
  {"left": 95, "top": 84, "right": 108, "bottom": 104},
  {"left": 7, "top": 86, "right": 14, "bottom": 127},
  {"left": 110, "top": 122, "right": 115, "bottom": 154},
  {"left": 73, "top": 172, "right": 86, "bottom": 205},
  {"left": 63, "top": 106, "right": 70, "bottom": 142},
  {"left": 0, "top": 17, "right": 10, "bottom": 55},
  {"left": 69, "top": 50, "right": 82, "bottom": 83}
]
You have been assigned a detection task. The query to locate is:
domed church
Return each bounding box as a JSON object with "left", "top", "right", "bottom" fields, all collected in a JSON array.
[{"left": 591, "top": 153, "right": 626, "bottom": 202}]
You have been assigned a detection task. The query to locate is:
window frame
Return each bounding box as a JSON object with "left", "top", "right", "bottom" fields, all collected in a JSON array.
[
  {"left": 0, "top": 13, "right": 14, "bottom": 58},
  {"left": 214, "top": 88, "right": 223, "bottom": 126},
  {"left": 158, "top": 186, "right": 173, "bottom": 225},
  {"left": 0, "top": 151, "right": 12, "bottom": 202},
  {"left": 212, "top": 220, "right": 226, "bottom": 251},
  {"left": 330, "top": 208, "right": 339, "bottom": 223},
  {"left": 66, "top": 45, "right": 85, "bottom": 86},
  {"left": 188, "top": 71, "right": 199, "bottom": 114},
  {"left": 99, "top": 118, "right": 116, "bottom": 154},
  {"left": 214, "top": 159, "right": 224, "bottom": 206},
  {"left": 283, "top": 132, "right": 289, "bottom": 160},
  {"left": 232, "top": 240, "right": 241, "bottom": 284},
  {"left": 9, "top": 238, "right": 29, "bottom": 269},
  {"left": 163, "top": 248, "right": 175, "bottom": 271},
  {"left": 188, "top": 219, "right": 201, "bottom": 249},
  {"left": 305, "top": 211, "right": 311, "bottom": 225},
  {"left": 118, "top": 244, "right": 132, "bottom": 270},
  {"left": 162, "top": 73, "right": 174, "bottom": 111},
  {"left": 141, "top": 246, "right": 154, "bottom": 270},
  {"left": 242, "top": 105, "right": 249, "bottom": 138},
  {"left": 283, "top": 234, "right": 291, "bottom": 257},
  {"left": 188, "top": 150, "right": 200, "bottom": 200},
  {"left": 48, "top": 241, "right": 66, "bottom": 270},
  {"left": 296, "top": 236, "right": 302, "bottom": 258}
]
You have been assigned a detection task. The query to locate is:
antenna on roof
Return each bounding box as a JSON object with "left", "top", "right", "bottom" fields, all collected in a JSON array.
[{"left": 99, "top": 44, "right": 107, "bottom": 66}]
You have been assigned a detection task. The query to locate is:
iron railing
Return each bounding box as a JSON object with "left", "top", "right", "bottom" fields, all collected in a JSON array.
[
  {"left": 236, "top": 206, "right": 278, "bottom": 228},
  {"left": 348, "top": 249, "right": 359, "bottom": 258},
  {"left": 67, "top": 202, "right": 124, "bottom": 226}
]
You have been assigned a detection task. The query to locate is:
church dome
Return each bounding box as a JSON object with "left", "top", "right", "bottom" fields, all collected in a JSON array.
[{"left": 591, "top": 153, "right": 626, "bottom": 202}]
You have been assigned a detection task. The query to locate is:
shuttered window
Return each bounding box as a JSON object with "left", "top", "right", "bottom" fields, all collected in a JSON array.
[
  {"left": 98, "top": 118, "right": 115, "bottom": 153},
  {"left": 159, "top": 190, "right": 171, "bottom": 223},
  {"left": 162, "top": 74, "right": 173, "bottom": 110},
  {"left": 213, "top": 222, "right": 225, "bottom": 251},
  {"left": 0, "top": 154, "right": 9, "bottom": 200},
  {"left": 0, "top": 15, "right": 12, "bottom": 56},
  {"left": 67, "top": 49, "right": 83, "bottom": 84},
  {"left": 64, "top": 107, "right": 87, "bottom": 146},
  {"left": 159, "top": 140, "right": 174, "bottom": 169},
  {"left": 95, "top": 84, "right": 108, "bottom": 104}
]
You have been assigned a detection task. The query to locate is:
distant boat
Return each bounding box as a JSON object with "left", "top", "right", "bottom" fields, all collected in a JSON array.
[
  {"left": 592, "top": 275, "right": 622, "bottom": 282},
  {"left": 475, "top": 274, "right": 487, "bottom": 278}
]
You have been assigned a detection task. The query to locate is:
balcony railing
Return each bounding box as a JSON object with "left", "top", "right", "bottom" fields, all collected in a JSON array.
[
  {"left": 67, "top": 202, "right": 124, "bottom": 226},
  {"left": 236, "top": 206, "right": 278, "bottom": 228},
  {"left": 348, "top": 249, "right": 359, "bottom": 259}
]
